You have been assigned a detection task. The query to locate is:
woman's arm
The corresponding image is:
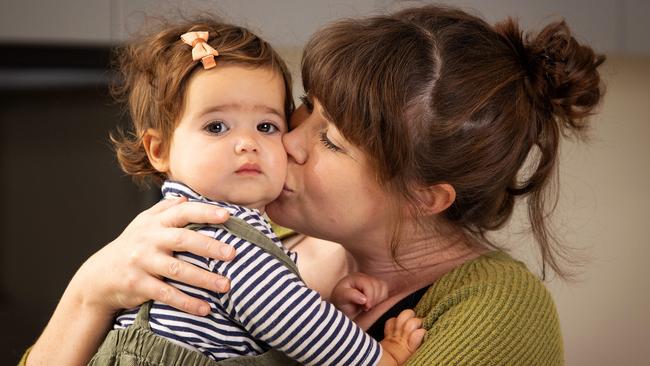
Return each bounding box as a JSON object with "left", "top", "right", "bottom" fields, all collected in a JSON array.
[{"left": 26, "top": 197, "right": 234, "bottom": 366}]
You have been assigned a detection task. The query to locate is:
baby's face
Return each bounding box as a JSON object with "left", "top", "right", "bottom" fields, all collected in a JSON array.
[{"left": 164, "top": 65, "right": 288, "bottom": 210}]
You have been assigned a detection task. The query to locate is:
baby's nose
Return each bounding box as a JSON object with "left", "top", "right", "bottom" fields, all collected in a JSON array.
[{"left": 235, "top": 139, "right": 258, "bottom": 153}]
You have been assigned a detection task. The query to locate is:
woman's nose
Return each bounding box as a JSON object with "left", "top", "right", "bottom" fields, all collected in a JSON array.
[{"left": 283, "top": 110, "right": 309, "bottom": 164}]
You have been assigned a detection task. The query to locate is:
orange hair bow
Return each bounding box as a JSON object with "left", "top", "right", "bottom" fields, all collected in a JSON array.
[{"left": 180, "top": 31, "right": 219, "bottom": 69}]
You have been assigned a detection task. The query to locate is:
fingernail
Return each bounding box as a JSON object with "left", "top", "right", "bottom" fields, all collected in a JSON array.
[
  {"left": 219, "top": 245, "right": 235, "bottom": 258},
  {"left": 199, "top": 305, "right": 210, "bottom": 315},
  {"left": 216, "top": 279, "right": 230, "bottom": 292},
  {"left": 359, "top": 295, "right": 367, "bottom": 303},
  {"left": 216, "top": 209, "right": 229, "bottom": 220}
]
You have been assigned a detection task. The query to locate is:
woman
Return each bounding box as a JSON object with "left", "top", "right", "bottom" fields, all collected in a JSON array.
[{"left": 25, "top": 5, "right": 603, "bottom": 365}]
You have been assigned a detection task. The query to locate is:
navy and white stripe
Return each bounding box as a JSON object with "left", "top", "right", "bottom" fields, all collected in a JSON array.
[{"left": 114, "top": 181, "right": 381, "bottom": 365}]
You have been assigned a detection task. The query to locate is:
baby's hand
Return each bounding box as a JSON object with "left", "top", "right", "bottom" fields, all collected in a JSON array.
[
  {"left": 378, "top": 309, "right": 426, "bottom": 366},
  {"left": 330, "top": 272, "right": 389, "bottom": 318}
]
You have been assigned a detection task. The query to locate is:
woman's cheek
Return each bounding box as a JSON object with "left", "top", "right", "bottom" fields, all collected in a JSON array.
[{"left": 308, "top": 156, "right": 355, "bottom": 218}]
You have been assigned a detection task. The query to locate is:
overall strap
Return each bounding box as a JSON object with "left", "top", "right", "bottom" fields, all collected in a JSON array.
[
  {"left": 186, "top": 216, "right": 302, "bottom": 280},
  {"left": 133, "top": 300, "right": 154, "bottom": 329}
]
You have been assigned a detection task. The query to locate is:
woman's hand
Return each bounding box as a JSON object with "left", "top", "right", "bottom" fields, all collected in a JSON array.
[
  {"left": 27, "top": 197, "right": 235, "bottom": 366},
  {"left": 76, "top": 196, "right": 235, "bottom": 316}
]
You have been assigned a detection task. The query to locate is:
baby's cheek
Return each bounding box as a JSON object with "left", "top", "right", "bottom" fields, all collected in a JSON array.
[{"left": 269, "top": 143, "right": 288, "bottom": 177}]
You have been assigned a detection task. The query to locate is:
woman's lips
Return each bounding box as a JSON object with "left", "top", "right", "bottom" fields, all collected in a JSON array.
[
  {"left": 236, "top": 162, "right": 261, "bottom": 175},
  {"left": 282, "top": 184, "right": 294, "bottom": 193}
]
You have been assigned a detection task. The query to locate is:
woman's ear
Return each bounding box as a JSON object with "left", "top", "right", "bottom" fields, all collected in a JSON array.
[
  {"left": 416, "top": 183, "right": 456, "bottom": 216},
  {"left": 142, "top": 128, "right": 169, "bottom": 173}
]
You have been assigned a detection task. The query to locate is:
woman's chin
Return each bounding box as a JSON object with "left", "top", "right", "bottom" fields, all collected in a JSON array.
[{"left": 266, "top": 198, "right": 289, "bottom": 227}]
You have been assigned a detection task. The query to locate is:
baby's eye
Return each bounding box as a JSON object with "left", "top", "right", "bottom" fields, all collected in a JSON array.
[
  {"left": 258, "top": 122, "right": 280, "bottom": 134},
  {"left": 205, "top": 121, "right": 229, "bottom": 134}
]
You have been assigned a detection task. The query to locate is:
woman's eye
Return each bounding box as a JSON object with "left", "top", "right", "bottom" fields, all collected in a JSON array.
[
  {"left": 319, "top": 131, "right": 341, "bottom": 152},
  {"left": 258, "top": 122, "right": 280, "bottom": 134},
  {"left": 205, "top": 121, "right": 228, "bottom": 134},
  {"left": 299, "top": 94, "right": 314, "bottom": 113}
]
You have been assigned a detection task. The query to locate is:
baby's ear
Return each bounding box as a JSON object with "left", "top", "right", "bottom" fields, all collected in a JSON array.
[
  {"left": 142, "top": 128, "right": 169, "bottom": 173},
  {"left": 414, "top": 183, "right": 456, "bottom": 216}
]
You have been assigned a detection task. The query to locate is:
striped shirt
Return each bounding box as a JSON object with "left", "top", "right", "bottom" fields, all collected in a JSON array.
[{"left": 114, "top": 181, "right": 381, "bottom": 365}]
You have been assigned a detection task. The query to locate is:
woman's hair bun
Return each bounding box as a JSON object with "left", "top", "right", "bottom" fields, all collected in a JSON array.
[{"left": 496, "top": 18, "right": 606, "bottom": 136}]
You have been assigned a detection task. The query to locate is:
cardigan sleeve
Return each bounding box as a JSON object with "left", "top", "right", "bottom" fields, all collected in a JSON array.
[
  {"left": 406, "top": 253, "right": 563, "bottom": 366},
  {"left": 17, "top": 346, "right": 30, "bottom": 366}
]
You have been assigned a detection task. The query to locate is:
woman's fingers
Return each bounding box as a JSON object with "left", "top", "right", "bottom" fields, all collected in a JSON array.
[
  {"left": 113, "top": 199, "right": 236, "bottom": 312},
  {"left": 151, "top": 255, "right": 230, "bottom": 293},
  {"left": 146, "top": 195, "right": 186, "bottom": 214},
  {"left": 140, "top": 229, "right": 233, "bottom": 293},
  {"left": 162, "top": 228, "right": 236, "bottom": 261},
  {"left": 139, "top": 200, "right": 236, "bottom": 261},
  {"left": 159, "top": 200, "right": 230, "bottom": 228},
  {"left": 69, "top": 198, "right": 237, "bottom": 317},
  {"left": 140, "top": 276, "right": 212, "bottom": 316}
]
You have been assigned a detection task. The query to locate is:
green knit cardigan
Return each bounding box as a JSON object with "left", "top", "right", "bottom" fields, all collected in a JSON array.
[{"left": 406, "top": 251, "right": 563, "bottom": 365}]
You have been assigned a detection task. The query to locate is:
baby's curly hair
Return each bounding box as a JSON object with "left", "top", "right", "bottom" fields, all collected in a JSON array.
[{"left": 111, "top": 17, "right": 293, "bottom": 186}]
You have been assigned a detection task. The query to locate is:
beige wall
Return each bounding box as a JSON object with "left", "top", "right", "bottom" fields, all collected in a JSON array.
[
  {"left": 487, "top": 56, "right": 650, "bottom": 365},
  {"left": 2, "top": 1, "right": 650, "bottom": 54},
  {"left": 540, "top": 57, "right": 650, "bottom": 365}
]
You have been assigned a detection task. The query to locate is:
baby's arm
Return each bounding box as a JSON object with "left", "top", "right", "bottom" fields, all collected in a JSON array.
[
  {"left": 219, "top": 241, "right": 423, "bottom": 365},
  {"left": 331, "top": 272, "right": 389, "bottom": 318},
  {"left": 220, "top": 244, "right": 379, "bottom": 365},
  {"left": 331, "top": 273, "right": 425, "bottom": 365}
]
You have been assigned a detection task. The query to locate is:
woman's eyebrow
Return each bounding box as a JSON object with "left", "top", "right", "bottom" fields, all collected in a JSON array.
[{"left": 317, "top": 104, "right": 334, "bottom": 122}]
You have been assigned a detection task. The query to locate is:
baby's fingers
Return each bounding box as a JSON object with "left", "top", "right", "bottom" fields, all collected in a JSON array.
[
  {"left": 390, "top": 309, "right": 422, "bottom": 338},
  {"left": 403, "top": 317, "right": 423, "bottom": 333},
  {"left": 394, "top": 309, "right": 416, "bottom": 330},
  {"left": 363, "top": 279, "right": 388, "bottom": 310},
  {"left": 384, "top": 317, "right": 396, "bottom": 336},
  {"left": 408, "top": 329, "right": 427, "bottom": 351},
  {"left": 333, "top": 287, "right": 368, "bottom": 306}
]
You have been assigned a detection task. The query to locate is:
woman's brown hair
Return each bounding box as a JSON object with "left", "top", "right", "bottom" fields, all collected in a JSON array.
[
  {"left": 111, "top": 16, "right": 293, "bottom": 186},
  {"left": 302, "top": 5, "right": 604, "bottom": 279}
]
